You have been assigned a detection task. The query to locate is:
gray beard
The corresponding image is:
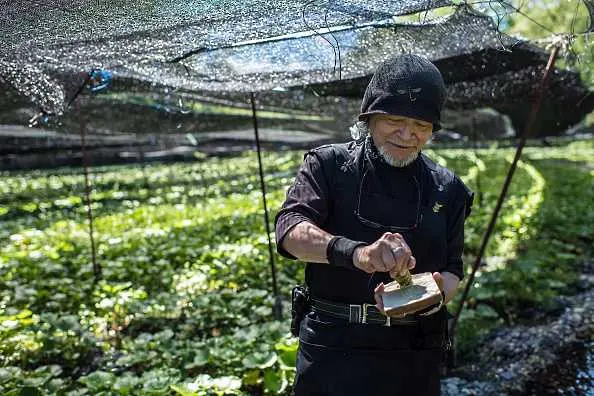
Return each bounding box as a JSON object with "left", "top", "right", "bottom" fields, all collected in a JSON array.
[{"left": 377, "top": 145, "right": 419, "bottom": 167}]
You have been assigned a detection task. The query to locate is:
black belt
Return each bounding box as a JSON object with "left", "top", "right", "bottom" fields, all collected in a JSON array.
[{"left": 311, "top": 297, "right": 417, "bottom": 326}]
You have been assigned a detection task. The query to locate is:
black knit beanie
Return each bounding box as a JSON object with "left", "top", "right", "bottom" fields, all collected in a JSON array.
[{"left": 359, "top": 54, "right": 446, "bottom": 131}]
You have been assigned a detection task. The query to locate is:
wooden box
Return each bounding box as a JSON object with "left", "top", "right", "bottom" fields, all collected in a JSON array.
[{"left": 380, "top": 272, "right": 442, "bottom": 317}]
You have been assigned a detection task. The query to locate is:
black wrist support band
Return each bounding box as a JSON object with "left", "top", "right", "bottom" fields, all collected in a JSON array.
[{"left": 326, "top": 236, "right": 367, "bottom": 269}]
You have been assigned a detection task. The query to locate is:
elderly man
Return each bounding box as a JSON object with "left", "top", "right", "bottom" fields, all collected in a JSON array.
[{"left": 275, "top": 54, "right": 474, "bottom": 396}]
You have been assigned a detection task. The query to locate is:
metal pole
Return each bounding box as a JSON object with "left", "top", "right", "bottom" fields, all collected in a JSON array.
[
  {"left": 472, "top": 115, "right": 484, "bottom": 208},
  {"left": 78, "top": 101, "right": 101, "bottom": 282},
  {"left": 250, "top": 92, "right": 282, "bottom": 320},
  {"left": 449, "top": 45, "right": 560, "bottom": 340}
]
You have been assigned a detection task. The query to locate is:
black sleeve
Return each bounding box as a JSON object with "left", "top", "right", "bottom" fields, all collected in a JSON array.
[
  {"left": 445, "top": 177, "right": 474, "bottom": 280},
  {"left": 274, "top": 151, "right": 332, "bottom": 259}
]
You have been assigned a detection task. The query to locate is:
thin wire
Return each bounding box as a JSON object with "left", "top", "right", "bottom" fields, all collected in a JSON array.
[
  {"left": 66, "top": 74, "right": 92, "bottom": 109},
  {"left": 367, "top": 271, "right": 379, "bottom": 294},
  {"left": 467, "top": 0, "right": 557, "bottom": 36},
  {"left": 420, "top": 0, "right": 433, "bottom": 25},
  {"left": 324, "top": 6, "right": 342, "bottom": 80},
  {"left": 570, "top": 0, "right": 581, "bottom": 35},
  {"left": 576, "top": 91, "right": 592, "bottom": 108},
  {"left": 302, "top": 0, "right": 340, "bottom": 77},
  {"left": 566, "top": 0, "right": 583, "bottom": 67},
  {"left": 488, "top": 0, "right": 513, "bottom": 52}
]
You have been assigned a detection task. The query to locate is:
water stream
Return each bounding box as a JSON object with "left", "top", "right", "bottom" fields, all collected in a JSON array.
[{"left": 524, "top": 340, "right": 594, "bottom": 396}]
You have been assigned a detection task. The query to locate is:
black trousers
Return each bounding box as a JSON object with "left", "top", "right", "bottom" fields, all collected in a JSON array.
[{"left": 293, "top": 310, "right": 446, "bottom": 396}]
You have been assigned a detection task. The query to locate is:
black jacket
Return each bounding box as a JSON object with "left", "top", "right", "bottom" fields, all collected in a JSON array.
[{"left": 275, "top": 140, "right": 474, "bottom": 303}]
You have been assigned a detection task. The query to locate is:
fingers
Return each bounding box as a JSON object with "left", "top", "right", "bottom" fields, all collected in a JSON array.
[
  {"left": 380, "top": 245, "right": 394, "bottom": 272},
  {"left": 407, "top": 255, "right": 416, "bottom": 270},
  {"left": 354, "top": 233, "right": 415, "bottom": 275},
  {"left": 389, "top": 263, "right": 411, "bottom": 279},
  {"left": 389, "top": 267, "right": 398, "bottom": 279},
  {"left": 385, "top": 233, "right": 412, "bottom": 276},
  {"left": 359, "top": 237, "right": 397, "bottom": 273},
  {"left": 432, "top": 272, "right": 444, "bottom": 291},
  {"left": 374, "top": 282, "right": 385, "bottom": 312}
]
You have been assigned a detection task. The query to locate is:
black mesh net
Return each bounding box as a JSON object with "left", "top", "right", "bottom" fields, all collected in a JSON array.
[{"left": 0, "top": 0, "right": 593, "bottom": 146}]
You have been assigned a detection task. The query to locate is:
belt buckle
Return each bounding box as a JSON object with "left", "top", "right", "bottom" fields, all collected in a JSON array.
[
  {"left": 363, "top": 303, "right": 388, "bottom": 325},
  {"left": 362, "top": 304, "right": 371, "bottom": 324},
  {"left": 353, "top": 304, "right": 403, "bottom": 325},
  {"left": 349, "top": 304, "right": 362, "bottom": 323}
]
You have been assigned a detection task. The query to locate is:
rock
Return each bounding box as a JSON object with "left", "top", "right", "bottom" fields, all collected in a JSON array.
[
  {"left": 441, "top": 108, "right": 515, "bottom": 139},
  {"left": 441, "top": 288, "right": 594, "bottom": 395}
]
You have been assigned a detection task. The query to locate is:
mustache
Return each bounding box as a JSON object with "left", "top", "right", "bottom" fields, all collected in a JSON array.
[
  {"left": 390, "top": 140, "right": 418, "bottom": 148},
  {"left": 377, "top": 145, "right": 419, "bottom": 167}
]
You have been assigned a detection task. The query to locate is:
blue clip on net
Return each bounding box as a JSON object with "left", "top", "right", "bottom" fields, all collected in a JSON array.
[{"left": 87, "top": 69, "right": 112, "bottom": 93}]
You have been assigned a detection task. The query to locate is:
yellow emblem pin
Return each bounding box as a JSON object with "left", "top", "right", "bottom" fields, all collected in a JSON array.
[{"left": 432, "top": 202, "right": 444, "bottom": 213}]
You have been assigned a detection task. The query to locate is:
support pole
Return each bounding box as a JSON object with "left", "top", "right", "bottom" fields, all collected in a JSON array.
[
  {"left": 472, "top": 116, "right": 484, "bottom": 208},
  {"left": 78, "top": 102, "right": 101, "bottom": 283},
  {"left": 250, "top": 92, "right": 282, "bottom": 320},
  {"left": 449, "top": 45, "right": 560, "bottom": 341}
]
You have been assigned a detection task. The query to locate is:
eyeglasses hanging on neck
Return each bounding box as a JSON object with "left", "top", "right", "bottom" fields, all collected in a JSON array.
[{"left": 354, "top": 156, "right": 424, "bottom": 232}]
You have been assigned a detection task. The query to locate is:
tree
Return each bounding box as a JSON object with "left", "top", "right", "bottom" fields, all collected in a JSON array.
[{"left": 500, "top": 0, "right": 594, "bottom": 124}]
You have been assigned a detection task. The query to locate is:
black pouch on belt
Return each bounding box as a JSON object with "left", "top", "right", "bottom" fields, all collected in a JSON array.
[{"left": 291, "top": 285, "right": 310, "bottom": 337}]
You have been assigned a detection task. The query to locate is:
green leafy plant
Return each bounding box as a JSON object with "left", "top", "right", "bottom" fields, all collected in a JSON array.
[{"left": 0, "top": 141, "right": 592, "bottom": 394}]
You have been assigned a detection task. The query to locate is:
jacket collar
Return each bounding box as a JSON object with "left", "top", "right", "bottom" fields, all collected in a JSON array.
[{"left": 419, "top": 152, "right": 438, "bottom": 171}]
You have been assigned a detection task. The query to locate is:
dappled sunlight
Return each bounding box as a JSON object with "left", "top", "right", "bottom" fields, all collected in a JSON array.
[
  {"left": 481, "top": 158, "right": 546, "bottom": 272},
  {"left": 1, "top": 142, "right": 592, "bottom": 393},
  {"left": 173, "top": 268, "right": 209, "bottom": 298},
  {"left": 460, "top": 151, "right": 486, "bottom": 186}
]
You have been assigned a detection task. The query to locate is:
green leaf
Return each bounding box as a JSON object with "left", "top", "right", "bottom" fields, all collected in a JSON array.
[
  {"left": 239, "top": 369, "right": 260, "bottom": 388},
  {"left": 546, "top": 280, "right": 566, "bottom": 289},
  {"left": 45, "top": 378, "right": 67, "bottom": 393},
  {"left": 141, "top": 368, "right": 181, "bottom": 394},
  {"left": 113, "top": 375, "right": 140, "bottom": 394},
  {"left": 116, "top": 352, "right": 150, "bottom": 367},
  {"left": 17, "top": 309, "right": 33, "bottom": 319},
  {"left": 154, "top": 328, "right": 175, "bottom": 343},
  {"left": 78, "top": 371, "right": 115, "bottom": 391},
  {"left": 33, "top": 365, "right": 63, "bottom": 380},
  {"left": 275, "top": 340, "right": 298, "bottom": 368},
  {"left": 184, "top": 349, "right": 209, "bottom": 369},
  {"left": 555, "top": 252, "right": 577, "bottom": 260},
  {"left": 263, "top": 369, "right": 287, "bottom": 394},
  {"left": 475, "top": 304, "right": 500, "bottom": 319},
  {"left": 0, "top": 367, "right": 22, "bottom": 385},
  {"left": 17, "top": 387, "right": 42, "bottom": 396},
  {"left": 242, "top": 351, "right": 277, "bottom": 369},
  {"left": 170, "top": 384, "right": 198, "bottom": 396},
  {"left": 55, "top": 315, "right": 81, "bottom": 331},
  {"left": 64, "top": 388, "right": 89, "bottom": 396},
  {"left": 22, "top": 377, "right": 48, "bottom": 388},
  {"left": 211, "top": 376, "right": 242, "bottom": 393}
]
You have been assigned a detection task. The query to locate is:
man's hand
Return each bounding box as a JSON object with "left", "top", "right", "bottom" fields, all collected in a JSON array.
[
  {"left": 432, "top": 271, "right": 460, "bottom": 304},
  {"left": 374, "top": 282, "right": 386, "bottom": 312},
  {"left": 374, "top": 271, "right": 460, "bottom": 314},
  {"left": 353, "top": 232, "right": 416, "bottom": 277}
]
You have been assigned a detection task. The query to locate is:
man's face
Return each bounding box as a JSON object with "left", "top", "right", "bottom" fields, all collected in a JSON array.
[{"left": 369, "top": 114, "right": 433, "bottom": 167}]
